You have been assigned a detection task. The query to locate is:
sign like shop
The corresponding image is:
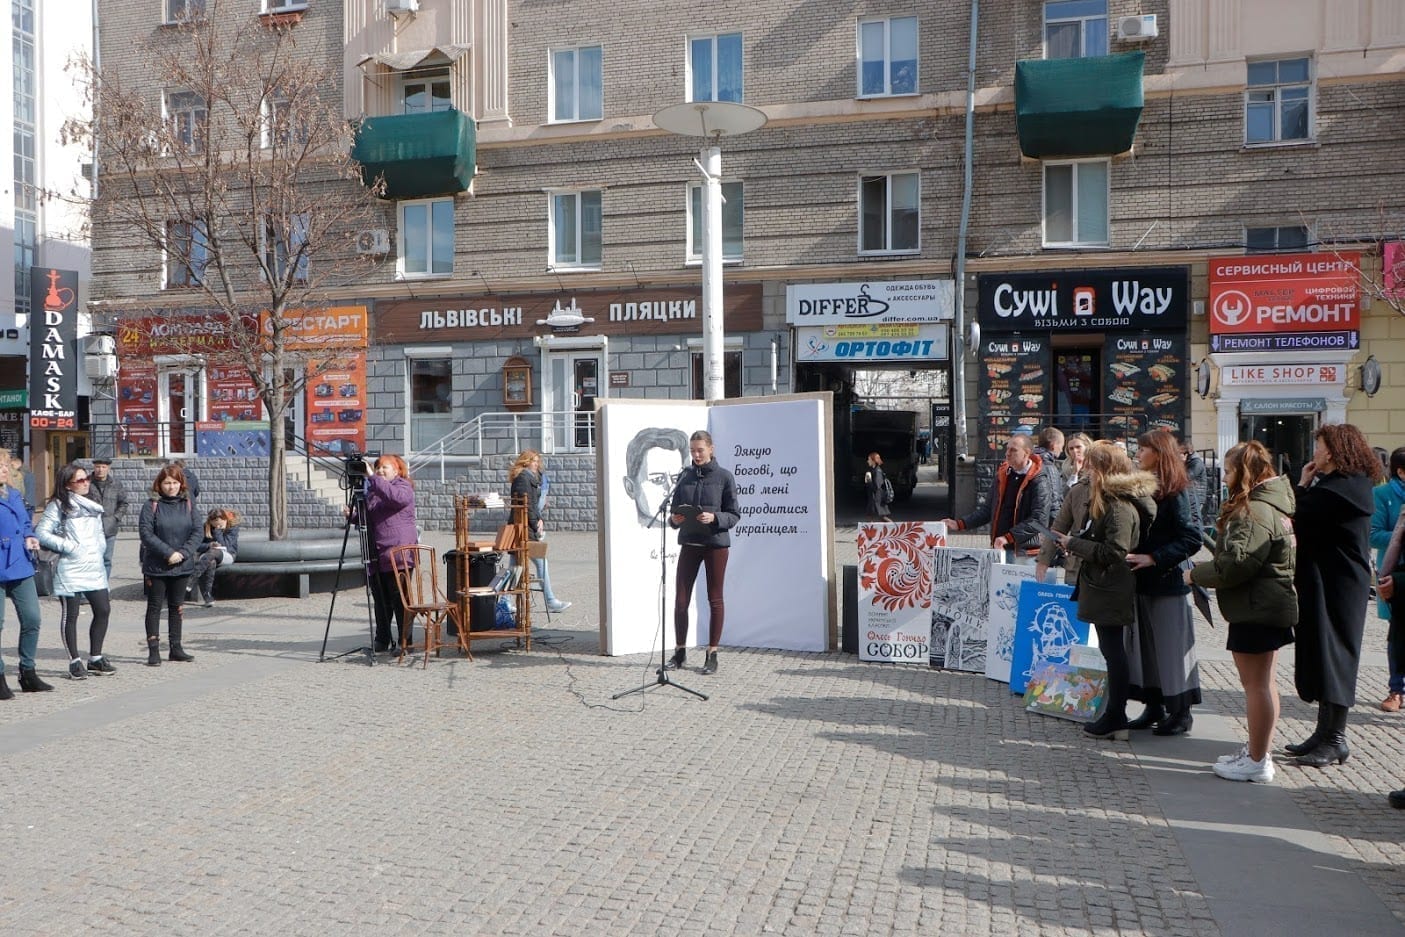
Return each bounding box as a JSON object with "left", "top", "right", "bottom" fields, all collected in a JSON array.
[
  {"left": 976, "top": 268, "right": 1189, "bottom": 332},
  {"left": 1220, "top": 363, "right": 1344, "bottom": 386}
]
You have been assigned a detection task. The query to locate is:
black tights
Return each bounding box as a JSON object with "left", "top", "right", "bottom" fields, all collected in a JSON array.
[
  {"left": 145, "top": 575, "right": 189, "bottom": 641},
  {"left": 674, "top": 545, "right": 728, "bottom": 649},
  {"left": 1095, "top": 623, "right": 1130, "bottom": 721},
  {"left": 58, "top": 590, "right": 112, "bottom": 659},
  {"left": 371, "top": 570, "right": 408, "bottom": 647}
]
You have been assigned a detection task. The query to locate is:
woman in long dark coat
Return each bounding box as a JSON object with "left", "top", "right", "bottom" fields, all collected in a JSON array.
[{"left": 1288, "top": 423, "right": 1382, "bottom": 768}]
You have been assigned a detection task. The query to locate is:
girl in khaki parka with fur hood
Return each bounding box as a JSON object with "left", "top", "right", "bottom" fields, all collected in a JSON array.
[{"left": 1053, "top": 441, "right": 1158, "bottom": 741}]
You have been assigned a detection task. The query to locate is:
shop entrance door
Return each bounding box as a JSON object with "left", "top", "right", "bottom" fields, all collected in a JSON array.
[
  {"left": 542, "top": 348, "right": 604, "bottom": 452},
  {"left": 1240, "top": 412, "right": 1317, "bottom": 480},
  {"left": 46, "top": 432, "right": 88, "bottom": 477},
  {"left": 158, "top": 368, "right": 205, "bottom": 457}
]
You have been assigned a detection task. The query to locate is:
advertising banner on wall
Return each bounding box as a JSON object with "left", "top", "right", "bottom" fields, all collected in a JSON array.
[
  {"left": 1386, "top": 242, "right": 1405, "bottom": 299},
  {"left": 117, "top": 364, "right": 159, "bottom": 457},
  {"left": 785, "top": 280, "right": 955, "bottom": 325},
  {"left": 306, "top": 354, "right": 367, "bottom": 457},
  {"left": 977, "top": 268, "right": 1189, "bottom": 332},
  {"left": 1207, "top": 252, "right": 1360, "bottom": 351},
  {"left": 794, "top": 323, "right": 949, "bottom": 362},
  {"left": 597, "top": 395, "right": 833, "bottom": 656},
  {"left": 28, "top": 267, "right": 80, "bottom": 429}
]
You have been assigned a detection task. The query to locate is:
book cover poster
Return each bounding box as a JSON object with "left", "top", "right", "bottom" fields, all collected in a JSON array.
[
  {"left": 1023, "top": 661, "right": 1108, "bottom": 722},
  {"left": 1008, "top": 581, "right": 1095, "bottom": 695},
  {"left": 929, "top": 547, "right": 1002, "bottom": 672},
  {"left": 984, "top": 563, "right": 1040, "bottom": 683},
  {"left": 857, "top": 522, "right": 947, "bottom": 664}
]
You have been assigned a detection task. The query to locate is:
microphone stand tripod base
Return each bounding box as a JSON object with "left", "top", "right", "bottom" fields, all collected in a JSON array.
[{"left": 612, "top": 664, "right": 708, "bottom": 702}]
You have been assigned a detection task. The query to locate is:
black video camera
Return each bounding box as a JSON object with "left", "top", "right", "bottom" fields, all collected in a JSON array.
[{"left": 341, "top": 450, "right": 380, "bottom": 500}]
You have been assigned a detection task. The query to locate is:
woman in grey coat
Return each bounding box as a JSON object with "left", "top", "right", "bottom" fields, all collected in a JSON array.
[{"left": 35, "top": 463, "right": 113, "bottom": 679}]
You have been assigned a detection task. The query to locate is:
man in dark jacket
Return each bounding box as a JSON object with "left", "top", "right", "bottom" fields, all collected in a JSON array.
[
  {"left": 941, "top": 434, "right": 1054, "bottom": 561},
  {"left": 89, "top": 458, "right": 129, "bottom": 577},
  {"left": 1179, "top": 437, "right": 1209, "bottom": 533}
]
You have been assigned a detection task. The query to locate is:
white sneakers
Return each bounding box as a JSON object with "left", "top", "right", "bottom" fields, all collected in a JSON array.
[{"left": 1213, "top": 749, "right": 1275, "bottom": 783}]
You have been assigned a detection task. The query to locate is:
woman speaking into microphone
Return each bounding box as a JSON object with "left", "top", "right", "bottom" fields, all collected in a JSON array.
[{"left": 665, "top": 431, "right": 740, "bottom": 676}]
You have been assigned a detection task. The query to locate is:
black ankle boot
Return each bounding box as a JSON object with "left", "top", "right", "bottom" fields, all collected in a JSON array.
[
  {"left": 1127, "top": 705, "right": 1165, "bottom": 731},
  {"left": 1153, "top": 709, "right": 1194, "bottom": 736},
  {"left": 1285, "top": 702, "right": 1331, "bottom": 755},
  {"left": 664, "top": 649, "right": 686, "bottom": 671},
  {"left": 146, "top": 638, "right": 162, "bottom": 667},
  {"left": 702, "top": 651, "right": 718, "bottom": 675},
  {"left": 169, "top": 645, "right": 195, "bottom": 662},
  {"left": 18, "top": 667, "right": 54, "bottom": 692},
  {"left": 1294, "top": 703, "right": 1349, "bottom": 767},
  {"left": 0, "top": 673, "right": 12, "bottom": 700},
  {"left": 1084, "top": 711, "right": 1129, "bottom": 740}
]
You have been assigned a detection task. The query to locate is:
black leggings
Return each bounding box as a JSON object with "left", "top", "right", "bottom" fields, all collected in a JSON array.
[
  {"left": 145, "top": 575, "right": 189, "bottom": 640},
  {"left": 674, "top": 545, "right": 728, "bottom": 648},
  {"left": 1095, "top": 623, "right": 1130, "bottom": 720},
  {"left": 58, "top": 590, "right": 112, "bottom": 659},
  {"left": 371, "top": 570, "right": 408, "bottom": 646}
]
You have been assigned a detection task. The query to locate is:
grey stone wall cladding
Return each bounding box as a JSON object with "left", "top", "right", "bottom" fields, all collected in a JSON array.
[{"left": 108, "top": 459, "right": 345, "bottom": 533}]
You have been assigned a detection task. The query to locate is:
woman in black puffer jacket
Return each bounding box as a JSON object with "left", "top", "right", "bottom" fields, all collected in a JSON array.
[
  {"left": 665, "top": 430, "right": 740, "bottom": 676},
  {"left": 138, "top": 465, "right": 201, "bottom": 666}
]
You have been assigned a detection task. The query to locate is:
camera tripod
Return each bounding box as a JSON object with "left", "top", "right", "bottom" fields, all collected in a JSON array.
[{"left": 318, "top": 480, "right": 378, "bottom": 666}]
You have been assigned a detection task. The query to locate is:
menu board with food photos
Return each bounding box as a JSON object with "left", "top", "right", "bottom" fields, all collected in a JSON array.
[
  {"left": 977, "top": 335, "right": 1050, "bottom": 455},
  {"left": 1102, "top": 334, "right": 1188, "bottom": 442}
]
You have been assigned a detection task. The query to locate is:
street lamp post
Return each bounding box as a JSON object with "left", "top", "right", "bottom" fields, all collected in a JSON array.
[{"left": 652, "top": 101, "right": 767, "bottom": 401}]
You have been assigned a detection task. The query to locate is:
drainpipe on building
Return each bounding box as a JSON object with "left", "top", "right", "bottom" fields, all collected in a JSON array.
[{"left": 951, "top": 0, "right": 979, "bottom": 462}]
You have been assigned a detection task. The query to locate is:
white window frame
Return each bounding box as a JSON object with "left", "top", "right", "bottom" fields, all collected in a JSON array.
[
  {"left": 261, "top": 212, "right": 310, "bottom": 286},
  {"left": 686, "top": 180, "right": 744, "bottom": 264},
  {"left": 164, "top": 0, "right": 204, "bottom": 23},
  {"left": 547, "top": 189, "right": 603, "bottom": 272},
  {"left": 1244, "top": 225, "right": 1311, "bottom": 253},
  {"left": 165, "top": 90, "right": 208, "bottom": 152},
  {"left": 261, "top": 92, "right": 309, "bottom": 149},
  {"left": 1043, "top": 0, "right": 1109, "bottom": 60},
  {"left": 403, "top": 346, "right": 456, "bottom": 455},
  {"left": 397, "top": 197, "right": 455, "bottom": 280},
  {"left": 547, "top": 45, "right": 604, "bottom": 123},
  {"left": 857, "top": 170, "right": 921, "bottom": 256},
  {"left": 163, "top": 219, "right": 210, "bottom": 289},
  {"left": 1042, "top": 158, "right": 1110, "bottom": 249},
  {"left": 261, "top": 0, "right": 308, "bottom": 12},
  {"left": 1245, "top": 56, "right": 1313, "bottom": 146},
  {"left": 399, "top": 67, "right": 454, "bottom": 115},
  {"left": 855, "top": 16, "right": 919, "bottom": 98},
  {"left": 686, "top": 32, "right": 744, "bottom": 103}
]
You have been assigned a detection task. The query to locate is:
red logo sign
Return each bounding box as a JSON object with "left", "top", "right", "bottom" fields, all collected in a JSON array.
[{"left": 1207, "top": 252, "right": 1360, "bottom": 335}]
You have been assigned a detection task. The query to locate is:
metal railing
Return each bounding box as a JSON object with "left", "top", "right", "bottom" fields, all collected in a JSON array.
[{"left": 409, "top": 409, "right": 598, "bottom": 481}]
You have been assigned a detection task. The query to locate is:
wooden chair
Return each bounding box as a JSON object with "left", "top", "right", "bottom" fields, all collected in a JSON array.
[{"left": 387, "top": 544, "right": 471, "bottom": 667}]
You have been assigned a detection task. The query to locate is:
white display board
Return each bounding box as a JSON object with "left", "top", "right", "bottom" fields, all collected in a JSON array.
[
  {"left": 984, "top": 563, "right": 1040, "bottom": 683},
  {"left": 597, "top": 395, "right": 834, "bottom": 656}
]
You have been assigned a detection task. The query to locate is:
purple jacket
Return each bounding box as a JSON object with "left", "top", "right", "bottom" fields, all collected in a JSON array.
[{"left": 366, "top": 475, "right": 418, "bottom": 573}]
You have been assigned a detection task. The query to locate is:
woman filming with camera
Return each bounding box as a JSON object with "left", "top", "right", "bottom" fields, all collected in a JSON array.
[{"left": 354, "top": 454, "right": 418, "bottom": 654}]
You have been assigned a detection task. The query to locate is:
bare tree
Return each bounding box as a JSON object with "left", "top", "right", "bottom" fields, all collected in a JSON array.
[{"left": 65, "top": 1, "right": 385, "bottom": 538}]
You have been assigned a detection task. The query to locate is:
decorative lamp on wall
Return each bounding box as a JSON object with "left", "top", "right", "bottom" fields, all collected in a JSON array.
[
  {"left": 1195, "top": 358, "right": 1213, "bottom": 399},
  {"left": 502, "top": 355, "right": 532, "bottom": 411}
]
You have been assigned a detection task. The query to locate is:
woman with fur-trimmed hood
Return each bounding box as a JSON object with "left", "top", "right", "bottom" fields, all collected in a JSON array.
[{"left": 1052, "top": 441, "right": 1158, "bottom": 741}]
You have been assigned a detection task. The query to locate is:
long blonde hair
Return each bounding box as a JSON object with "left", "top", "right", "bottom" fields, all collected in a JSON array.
[
  {"left": 509, "top": 449, "right": 541, "bottom": 482},
  {"left": 1217, "top": 441, "right": 1276, "bottom": 534},
  {"left": 1085, "top": 441, "right": 1134, "bottom": 519}
]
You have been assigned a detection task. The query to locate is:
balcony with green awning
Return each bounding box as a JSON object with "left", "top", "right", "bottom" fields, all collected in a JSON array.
[
  {"left": 1014, "top": 51, "right": 1145, "bottom": 159},
  {"left": 351, "top": 109, "right": 476, "bottom": 199}
]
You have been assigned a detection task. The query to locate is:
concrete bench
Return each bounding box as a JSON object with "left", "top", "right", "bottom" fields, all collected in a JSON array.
[{"left": 214, "top": 529, "right": 365, "bottom": 599}]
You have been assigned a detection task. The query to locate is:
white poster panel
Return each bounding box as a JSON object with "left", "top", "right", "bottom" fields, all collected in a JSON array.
[
  {"left": 929, "top": 547, "right": 1003, "bottom": 672},
  {"left": 598, "top": 401, "right": 703, "bottom": 656},
  {"left": 984, "top": 564, "right": 1040, "bottom": 683},
  {"left": 598, "top": 396, "right": 833, "bottom": 656},
  {"left": 708, "top": 397, "right": 831, "bottom": 652},
  {"left": 857, "top": 522, "right": 948, "bottom": 663}
]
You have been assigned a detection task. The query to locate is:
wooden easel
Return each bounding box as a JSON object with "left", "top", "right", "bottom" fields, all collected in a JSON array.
[{"left": 452, "top": 494, "right": 533, "bottom": 652}]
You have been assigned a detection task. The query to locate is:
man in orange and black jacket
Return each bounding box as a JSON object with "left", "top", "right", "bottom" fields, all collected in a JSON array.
[{"left": 941, "top": 434, "right": 1055, "bottom": 561}]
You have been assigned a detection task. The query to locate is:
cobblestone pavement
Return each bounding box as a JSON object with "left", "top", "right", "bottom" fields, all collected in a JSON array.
[{"left": 1, "top": 529, "right": 1402, "bottom": 935}]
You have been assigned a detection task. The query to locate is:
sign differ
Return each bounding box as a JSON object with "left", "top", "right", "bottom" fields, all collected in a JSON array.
[
  {"left": 977, "top": 268, "right": 1189, "bottom": 332},
  {"left": 28, "top": 267, "right": 80, "bottom": 429},
  {"left": 785, "top": 280, "right": 955, "bottom": 325}
]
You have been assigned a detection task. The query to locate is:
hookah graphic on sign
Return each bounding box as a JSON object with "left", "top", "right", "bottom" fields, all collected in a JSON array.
[{"left": 28, "top": 267, "right": 81, "bottom": 428}]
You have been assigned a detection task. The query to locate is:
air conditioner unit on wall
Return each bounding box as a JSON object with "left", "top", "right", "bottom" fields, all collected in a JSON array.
[
  {"left": 386, "top": 0, "right": 418, "bottom": 15},
  {"left": 356, "top": 228, "right": 391, "bottom": 255},
  {"left": 1117, "top": 14, "right": 1158, "bottom": 40},
  {"left": 85, "top": 355, "right": 117, "bottom": 380}
]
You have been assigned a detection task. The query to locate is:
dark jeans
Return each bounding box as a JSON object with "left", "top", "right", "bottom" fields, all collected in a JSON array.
[
  {"left": 145, "top": 575, "right": 190, "bottom": 641},
  {"left": 674, "top": 545, "right": 728, "bottom": 649},
  {"left": 0, "top": 576, "right": 42, "bottom": 672},
  {"left": 59, "top": 590, "right": 112, "bottom": 659},
  {"left": 1389, "top": 611, "right": 1405, "bottom": 694},
  {"left": 370, "top": 569, "right": 407, "bottom": 647}
]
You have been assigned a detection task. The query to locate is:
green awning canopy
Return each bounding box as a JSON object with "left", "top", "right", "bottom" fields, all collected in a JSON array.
[
  {"left": 351, "top": 109, "right": 476, "bottom": 199},
  {"left": 1014, "top": 51, "right": 1145, "bottom": 159}
]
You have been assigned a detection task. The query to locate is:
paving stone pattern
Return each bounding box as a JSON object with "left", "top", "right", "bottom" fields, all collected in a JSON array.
[{"left": 1, "top": 530, "right": 1402, "bottom": 935}]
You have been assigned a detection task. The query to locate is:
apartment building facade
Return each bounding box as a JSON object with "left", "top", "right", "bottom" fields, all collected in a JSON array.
[{"left": 89, "top": 1, "right": 1404, "bottom": 506}]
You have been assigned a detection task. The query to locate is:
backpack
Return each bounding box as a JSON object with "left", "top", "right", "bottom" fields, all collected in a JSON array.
[{"left": 881, "top": 476, "right": 895, "bottom": 505}]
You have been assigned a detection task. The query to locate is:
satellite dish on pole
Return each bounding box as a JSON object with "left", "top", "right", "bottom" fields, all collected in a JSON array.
[{"left": 652, "top": 101, "right": 767, "bottom": 139}]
